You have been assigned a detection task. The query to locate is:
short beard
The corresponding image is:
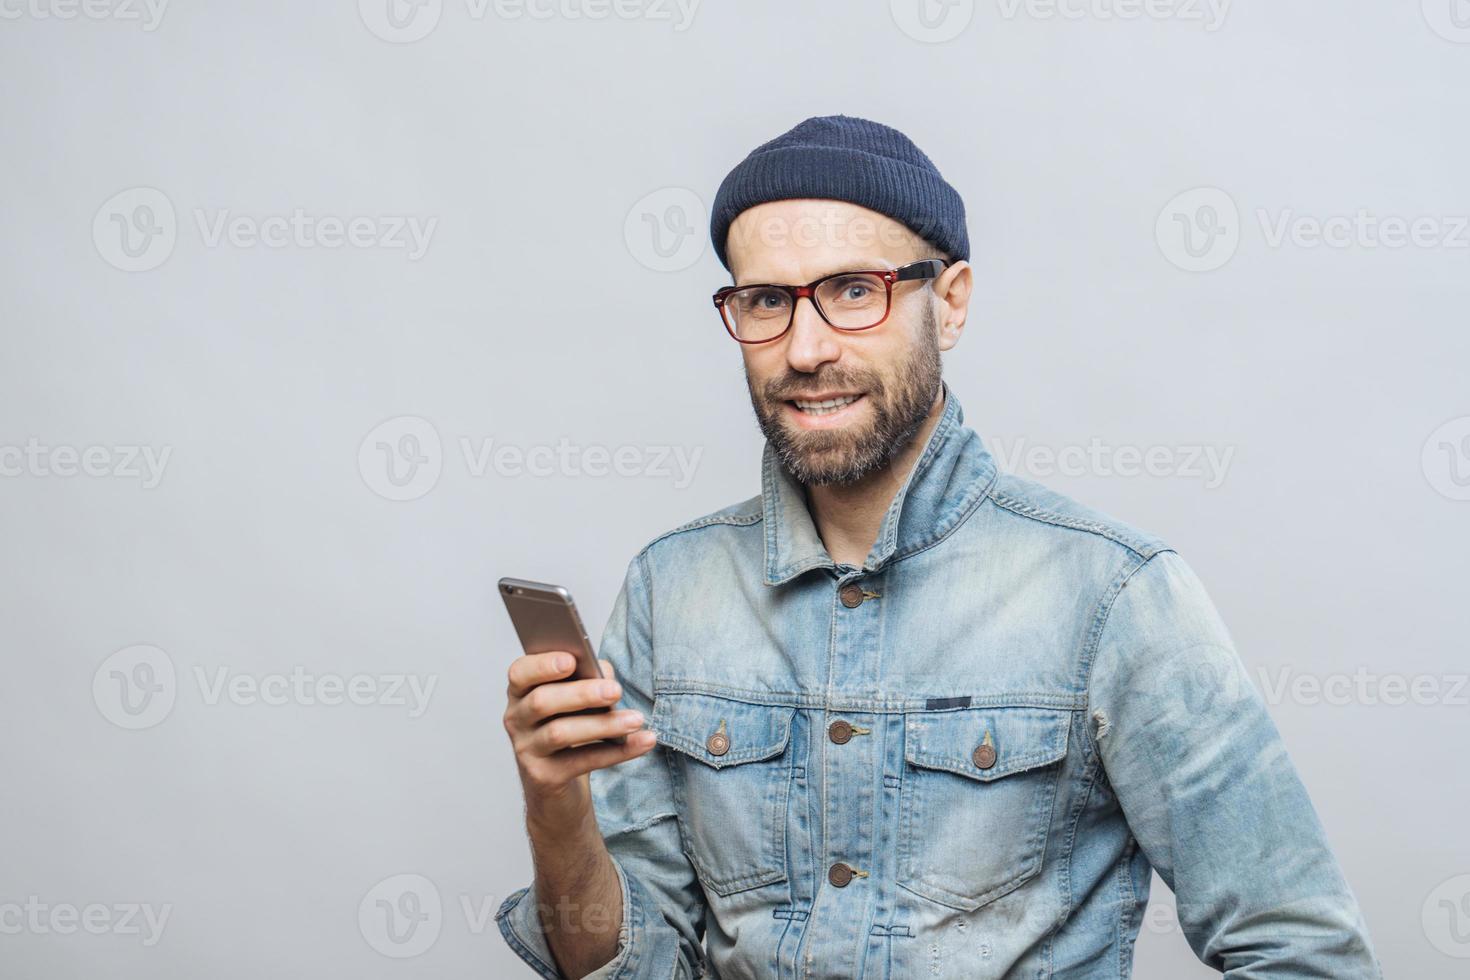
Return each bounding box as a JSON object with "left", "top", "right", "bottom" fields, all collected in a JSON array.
[{"left": 746, "top": 303, "right": 943, "bottom": 487}]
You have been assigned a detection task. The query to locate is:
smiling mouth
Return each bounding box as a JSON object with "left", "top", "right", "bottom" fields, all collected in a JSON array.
[{"left": 789, "top": 393, "right": 863, "bottom": 417}]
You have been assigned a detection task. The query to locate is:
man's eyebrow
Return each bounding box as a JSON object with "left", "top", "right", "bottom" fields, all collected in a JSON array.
[{"left": 734, "top": 259, "right": 897, "bottom": 287}]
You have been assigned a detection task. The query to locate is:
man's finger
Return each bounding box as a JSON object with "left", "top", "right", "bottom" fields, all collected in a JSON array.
[{"left": 506, "top": 651, "right": 577, "bottom": 699}]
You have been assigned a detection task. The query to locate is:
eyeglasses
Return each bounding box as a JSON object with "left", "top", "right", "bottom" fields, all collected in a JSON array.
[{"left": 712, "top": 258, "right": 949, "bottom": 345}]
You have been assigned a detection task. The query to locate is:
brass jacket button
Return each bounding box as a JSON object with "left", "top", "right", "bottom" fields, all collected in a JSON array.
[
  {"left": 828, "top": 862, "right": 854, "bottom": 888},
  {"left": 839, "top": 584, "right": 864, "bottom": 608},
  {"left": 706, "top": 731, "right": 730, "bottom": 756},
  {"left": 972, "top": 743, "right": 997, "bottom": 769},
  {"left": 828, "top": 720, "right": 853, "bottom": 744}
]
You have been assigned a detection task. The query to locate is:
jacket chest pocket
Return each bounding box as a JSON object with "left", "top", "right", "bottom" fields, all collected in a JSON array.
[
  {"left": 653, "top": 691, "right": 799, "bottom": 897},
  {"left": 898, "top": 705, "right": 1072, "bottom": 912}
]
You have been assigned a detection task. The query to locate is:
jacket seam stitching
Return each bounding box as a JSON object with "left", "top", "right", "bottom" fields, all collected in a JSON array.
[
  {"left": 638, "top": 512, "right": 763, "bottom": 560},
  {"left": 1077, "top": 551, "right": 1175, "bottom": 759},
  {"left": 988, "top": 489, "right": 1164, "bottom": 560},
  {"left": 885, "top": 465, "right": 1001, "bottom": 566},
  {"left": 495, "top": 889, "right": 565, "bottom": 980}
]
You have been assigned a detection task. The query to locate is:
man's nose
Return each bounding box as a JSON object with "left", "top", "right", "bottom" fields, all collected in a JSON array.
[{"left": 783, "top": 297, "right": 840, "bottom": 374}]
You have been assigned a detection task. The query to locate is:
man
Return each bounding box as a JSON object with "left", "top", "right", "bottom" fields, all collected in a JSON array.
[{"left": 495, "top": 115, "right": 1380, "bottom": 978}]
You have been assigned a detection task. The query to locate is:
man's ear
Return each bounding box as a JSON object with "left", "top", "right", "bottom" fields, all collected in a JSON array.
[{"left": 935, "top": 260, "right": 973, "bottom": 352}]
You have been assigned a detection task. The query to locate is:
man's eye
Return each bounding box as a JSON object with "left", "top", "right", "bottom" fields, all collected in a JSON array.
[
  {"left": 827, "top": 277, "right": 877, "bottom": 303},
  {"left": 745, "top": 289, "right": 787, "bottom": 310}
]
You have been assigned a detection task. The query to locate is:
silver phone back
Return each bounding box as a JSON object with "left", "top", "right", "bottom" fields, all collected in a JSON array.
[{"left": 498, "top": 577, "right": 602, "bottom": 682}]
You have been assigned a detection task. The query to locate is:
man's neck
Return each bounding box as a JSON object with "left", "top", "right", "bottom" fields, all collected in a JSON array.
[{"left": 803, "top": 387, "right": 947, "bottom": 569}]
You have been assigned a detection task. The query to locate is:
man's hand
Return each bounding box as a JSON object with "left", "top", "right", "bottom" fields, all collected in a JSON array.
[
  {"left": 511, "top": 652, "right": 661, "bottom": 852},
  {"left": 502, "top": 651, "right": 658, "bottom": 978},
  {"left": 504, "top": 652, "right": 657, "bottom": 814}
]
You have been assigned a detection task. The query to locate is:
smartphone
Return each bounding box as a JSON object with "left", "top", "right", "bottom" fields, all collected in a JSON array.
[{"left": 498, "top": 577, "right": 625, "bottom": 744}]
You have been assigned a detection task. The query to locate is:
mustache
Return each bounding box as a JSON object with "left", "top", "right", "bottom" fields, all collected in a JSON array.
[{"left": 762, "top": 371, "right": 882, "bottom": 401}]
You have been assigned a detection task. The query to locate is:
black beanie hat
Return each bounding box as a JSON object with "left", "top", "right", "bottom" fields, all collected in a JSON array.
[{"left": 709, "top": 114, "right": 969, "bottom": 272}]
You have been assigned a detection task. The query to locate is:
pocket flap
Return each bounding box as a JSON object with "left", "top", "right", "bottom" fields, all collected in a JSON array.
[
  {"left": 653, "top": 692, "right": 796, "bottom": 768},
  {"left": 904, "top": 705, "right": 1071, "bottom": 782}
]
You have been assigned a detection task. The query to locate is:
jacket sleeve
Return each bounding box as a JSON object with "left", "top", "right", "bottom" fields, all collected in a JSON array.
[
  {"left": 1087, "top": 549, "right": 1381, "bottom": 977},
  {"left": 496, "top": 552, "right": 708, "bottom": 978}
]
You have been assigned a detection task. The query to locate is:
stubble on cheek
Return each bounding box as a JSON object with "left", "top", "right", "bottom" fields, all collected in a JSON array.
[{"left": 744, "top": 301, "right": 942, "bottom": 486}]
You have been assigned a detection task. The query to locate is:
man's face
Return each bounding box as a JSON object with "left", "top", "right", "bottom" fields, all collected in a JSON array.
[{"left": 725, "top": 199, "right": 953, "bottom": 487}]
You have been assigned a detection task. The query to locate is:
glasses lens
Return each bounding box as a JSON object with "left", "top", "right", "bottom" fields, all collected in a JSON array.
[
  {"left": 723, "top": 286, "right": 793, "bottom": 342},
  {"left": 814, "top": 273, "right": 889, "bottom": 329}
]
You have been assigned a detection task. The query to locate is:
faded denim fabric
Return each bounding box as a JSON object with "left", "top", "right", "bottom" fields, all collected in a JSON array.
[{"left": 496, "top": 382, "right": 1380, "bottom": 979}]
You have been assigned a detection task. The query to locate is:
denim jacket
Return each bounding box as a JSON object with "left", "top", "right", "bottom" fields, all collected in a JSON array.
[{"left": 496, "top": 383, "right": 1380, "bottom": 979}]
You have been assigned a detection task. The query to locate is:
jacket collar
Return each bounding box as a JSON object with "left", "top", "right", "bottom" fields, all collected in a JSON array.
[{"left": 761, "top": 380, "right": 999, "bottom": 586}]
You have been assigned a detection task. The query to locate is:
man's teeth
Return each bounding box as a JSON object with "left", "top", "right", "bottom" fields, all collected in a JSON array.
[{"left": 793, "top": 394, "right": 861, "bottom": 415}]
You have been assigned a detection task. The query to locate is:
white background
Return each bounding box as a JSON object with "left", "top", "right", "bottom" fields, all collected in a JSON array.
[{"left": 2, "top": 0, "right": 1467, "bottom": 976}]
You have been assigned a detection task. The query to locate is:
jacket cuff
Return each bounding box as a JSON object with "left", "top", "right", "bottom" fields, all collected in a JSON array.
[{"left": 495, "top": 854, "right": 639, "bottom": 979}]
